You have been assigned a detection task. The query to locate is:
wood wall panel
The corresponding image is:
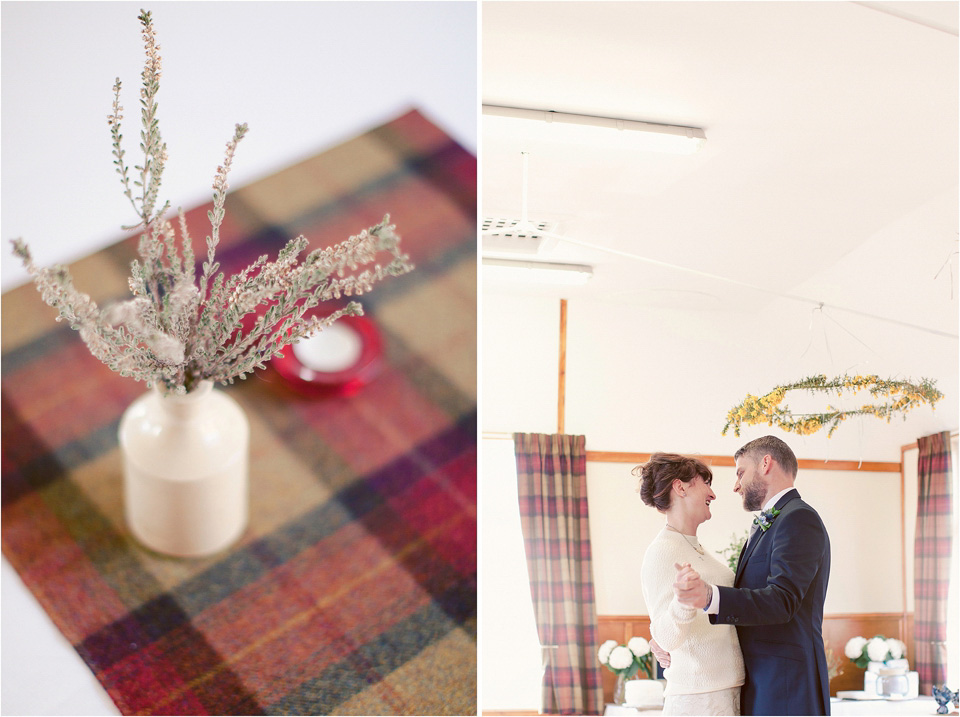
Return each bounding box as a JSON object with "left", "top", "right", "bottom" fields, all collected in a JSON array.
[
  {"left": 597, "top": 612, "right": 913, "bottom": 702},
  {"left": 822, "top": 613, "right": 914, "bottom": 694}
]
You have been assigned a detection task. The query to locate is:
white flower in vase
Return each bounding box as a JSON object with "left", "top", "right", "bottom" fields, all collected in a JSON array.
[
  {"left": 628, "top": 636, "right": 651, "bottom": 657},
  {"left": 867, "top": 637, "right": 890, "bottom": 662},
  {"left": 845, "top": 636, "right": 867, "bottom": 659},
  {"left": 886, "top": 638, "right": 904, "bottom": 660},
  {"left": 598, "top": 639, "right": 618, "bottom": 665},
  {"left": 608, "top": 646, "right": 634, "bottom": 671}
]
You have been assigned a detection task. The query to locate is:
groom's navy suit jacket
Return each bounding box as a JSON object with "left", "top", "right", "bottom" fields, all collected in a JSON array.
[{"left": 710, "top": 489, "right": 831, "bottom": 716}]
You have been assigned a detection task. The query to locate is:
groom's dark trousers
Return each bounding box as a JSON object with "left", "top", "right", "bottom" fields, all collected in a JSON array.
[{"left": 711, "top": 488, "right": 832, "bottom": 715}]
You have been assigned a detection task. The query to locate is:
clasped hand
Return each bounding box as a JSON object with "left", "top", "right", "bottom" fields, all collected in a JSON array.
[{"left": 673, "top": 562, "right": 710, "bottom": 609}]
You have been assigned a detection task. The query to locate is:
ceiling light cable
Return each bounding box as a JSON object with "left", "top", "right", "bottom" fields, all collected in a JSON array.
[{"left": 550, "top": 233, "right": 958, "bottom": 339}]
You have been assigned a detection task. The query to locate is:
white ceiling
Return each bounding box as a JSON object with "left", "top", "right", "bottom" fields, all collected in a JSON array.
[{"left": 482, "top": 1, "right": 958, "bottom": 459}]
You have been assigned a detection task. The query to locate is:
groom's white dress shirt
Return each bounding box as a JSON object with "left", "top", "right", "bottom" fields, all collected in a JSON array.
[{"left": 704, "top": 487, "right": 794, "bottom": 614}]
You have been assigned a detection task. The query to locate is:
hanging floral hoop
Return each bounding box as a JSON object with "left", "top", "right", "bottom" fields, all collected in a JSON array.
[{"left": 722, "top": 374, "right": 943, "bottom": 438}]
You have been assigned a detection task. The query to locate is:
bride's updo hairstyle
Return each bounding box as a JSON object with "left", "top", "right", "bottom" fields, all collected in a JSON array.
[{"left": 633, "top": 453, "right": 713, "bottom": 513}]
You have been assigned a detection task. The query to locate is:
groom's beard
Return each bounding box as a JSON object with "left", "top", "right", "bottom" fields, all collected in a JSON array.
[{"left": 742, "top": 480, "right": 766, "bottom": 512}]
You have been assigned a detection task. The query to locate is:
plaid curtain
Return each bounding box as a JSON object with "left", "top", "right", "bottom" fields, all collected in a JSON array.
[
  {"left": 914, "top": 431, "right": 953, "bottom": 693},
  {"left": 514, "top": 433, "right": 603, "bottom": 716}
]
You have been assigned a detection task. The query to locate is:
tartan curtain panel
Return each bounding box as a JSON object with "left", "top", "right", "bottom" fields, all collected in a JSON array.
[
  {"left": 513, "top": 433, "right": 603, "bottom": 716},
  {"left": 914, "top": 430, "right": 953, "bottom": 694}
]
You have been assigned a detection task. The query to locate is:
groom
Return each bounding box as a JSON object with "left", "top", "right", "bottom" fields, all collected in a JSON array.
[{"left": 673, "top": 436, "right": 831, "bottom": 716}]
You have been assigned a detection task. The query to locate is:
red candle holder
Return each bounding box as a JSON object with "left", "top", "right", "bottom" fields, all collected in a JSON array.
[{"left": 270, "top": 313, "right": 383, "bottom": 397}]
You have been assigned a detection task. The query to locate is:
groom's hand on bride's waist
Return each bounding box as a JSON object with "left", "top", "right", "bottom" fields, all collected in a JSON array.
[{"left": 649, "top": 638, "right": 671, "bottom": 668}]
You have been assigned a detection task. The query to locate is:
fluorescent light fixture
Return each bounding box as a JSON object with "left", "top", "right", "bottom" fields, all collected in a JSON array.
[
  {"left": 483, "top": 104, "right": 706, "bottom": 154},
  {"left": 483, "top": 257, "right": 593, "bottom": 286}
]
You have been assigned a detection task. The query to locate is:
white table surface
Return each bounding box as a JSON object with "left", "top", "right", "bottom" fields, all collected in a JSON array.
[
  {"left": 1, "top": 4, "right": 476, "bottom": 714},
  {"left": 604, "top": 703, "right": 664, "bottom": 715},
  {"left": 1, "top": 559, "right": 119, "bottom": 715},
  {"left": 604, "top": 696, "right": 947, "bottom": 716},
  {"left": 831, "top": 696, "right": 945, "bottom": 716}
]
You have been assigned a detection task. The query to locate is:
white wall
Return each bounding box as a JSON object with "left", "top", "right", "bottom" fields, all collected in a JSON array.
[
  {"left": 482, "top": 293, "right": 560, "bottom": 434},
  {"left": 903, "top": 446, "right": 919, "bottom": 615}
]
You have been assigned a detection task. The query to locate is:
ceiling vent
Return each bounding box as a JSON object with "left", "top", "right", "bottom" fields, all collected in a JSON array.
[{"left": 482, "top": 216, "right": 559, "bottom": 254}]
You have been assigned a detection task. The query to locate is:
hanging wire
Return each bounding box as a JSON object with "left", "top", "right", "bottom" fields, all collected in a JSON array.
[
  {"left": 799, "top": 304, "right": 821, "bottom": 360},
  {"left": 820, "top": 305, "right": 835, "bottom": 370},
  {"left": 933, "top": 237, "right": 958, "bottom": 301},
  {"left": 822, "top": 308, "right": 881, "bottom": 357},
  {"left": 793, "top": 302, "right": 895, "bottom": 462},
  {"left": 858, "top": 413, "right": 864, "bottom": 469},
  {"left": 809, "top": 305, "right": 836, "bottom": 463}
]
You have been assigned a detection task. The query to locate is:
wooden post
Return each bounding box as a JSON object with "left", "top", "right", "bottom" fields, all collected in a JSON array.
[{"left": 558, "top": 299, "right": 567, "bottom": 435}]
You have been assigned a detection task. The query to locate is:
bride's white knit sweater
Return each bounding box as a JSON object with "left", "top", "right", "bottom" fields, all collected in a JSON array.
[{"left": 640, "top": 526, "right": 745, "bottom": 697}]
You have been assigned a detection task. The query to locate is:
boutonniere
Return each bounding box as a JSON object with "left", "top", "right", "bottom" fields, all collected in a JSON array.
[{"left": 753, "top": 507, "right": 781, "bottom": 532}]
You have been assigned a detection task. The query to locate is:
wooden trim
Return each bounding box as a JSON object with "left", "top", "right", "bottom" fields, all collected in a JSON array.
[
  {"left": 796, "top": 459, "right": 900, "bottom": 472},
  {"left": 482, "top": 711, "right": 540, "bottom": 716},
  {"left": 818, "top": 611, "right": 910, "bottom": 619},
  {"left": 586, "top": 450, "right": 901, "bottom": 472},
  {"left": 598, "top": 614, "right": 652, "bottom": 623},
  {"left": 558, "top": 298, "right": 567, "bottom": 435},
  {"left": 587, "top": 451, "right": 664, "bottom": 465}
]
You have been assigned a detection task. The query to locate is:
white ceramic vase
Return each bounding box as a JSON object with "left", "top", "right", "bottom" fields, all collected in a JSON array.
[{"left": 119, "top": 380, "right": 249, "bottom": 557}]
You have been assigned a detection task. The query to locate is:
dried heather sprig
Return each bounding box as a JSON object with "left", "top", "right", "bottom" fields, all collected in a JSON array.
[
  {"left": 197, "top": 122, "right": 248, "bottom": 307},
  {"left": 133, "top": 8, "right": 168, "bottom": 229},
  {"left": 11, "top": 8, "right": 412, "bottom": 395}
]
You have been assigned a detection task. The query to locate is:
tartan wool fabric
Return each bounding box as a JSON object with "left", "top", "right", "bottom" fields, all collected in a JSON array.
[
  {"left": 1, "top": 110, "right": 477, "bottom": 715},
  {"left": 513, "top": 433, "right": 604, "bottom": 716},
  {"left": 913, "top": 431, "right": 953, "bottom": 694}
]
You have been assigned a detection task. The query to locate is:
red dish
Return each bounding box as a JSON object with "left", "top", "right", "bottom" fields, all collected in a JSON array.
[{"left": 269, "top": 313, "right": 383, "bottom": 397}]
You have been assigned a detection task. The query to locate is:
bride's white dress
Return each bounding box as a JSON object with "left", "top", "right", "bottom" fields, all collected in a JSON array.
[{"left": 662, "top": 686, "right": 740, "bottom": 715}]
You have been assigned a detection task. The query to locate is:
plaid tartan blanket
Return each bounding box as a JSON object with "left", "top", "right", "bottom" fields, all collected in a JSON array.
[{"left": 1, "top": 109, "right": 477, "bottom": 716}]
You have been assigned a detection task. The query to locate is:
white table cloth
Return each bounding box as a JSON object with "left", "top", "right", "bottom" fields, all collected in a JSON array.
[{"left": 830, "top": 696, "right": 945, "bottom": 716}]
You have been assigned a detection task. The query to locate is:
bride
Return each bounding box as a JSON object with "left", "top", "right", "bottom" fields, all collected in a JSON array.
[{"left": 636, "top": 453, "right": 745, "bottom": 716}]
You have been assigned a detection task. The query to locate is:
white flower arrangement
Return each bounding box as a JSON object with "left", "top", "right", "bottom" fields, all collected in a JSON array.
[
  {"left": 867, "top": 637, "right": 890, "bottom": 662},
  {"left": 608, "top": 646, "right": 634, "bottom": 671},
  {"left": 627, "top": 636, "right": 650, "bottom": 659},
  {"left": 844, "top": 635, "right": 907, "bottom": 669},
  {"left": 598, "top": 639, "right": 617, "bottom": 666},
  {"left": 844, "top": 636, "right": 868, "bottom": 660},
  {"left": 597, "top": 638, "right": 654, "bottom": 679},
  {"left": 10, "top": 9, "right": 412, "bottom": 395}
]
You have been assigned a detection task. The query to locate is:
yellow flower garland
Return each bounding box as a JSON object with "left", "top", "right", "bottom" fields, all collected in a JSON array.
[{"left": 722, "top": 374, "right": 943, "bottom": 438}]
